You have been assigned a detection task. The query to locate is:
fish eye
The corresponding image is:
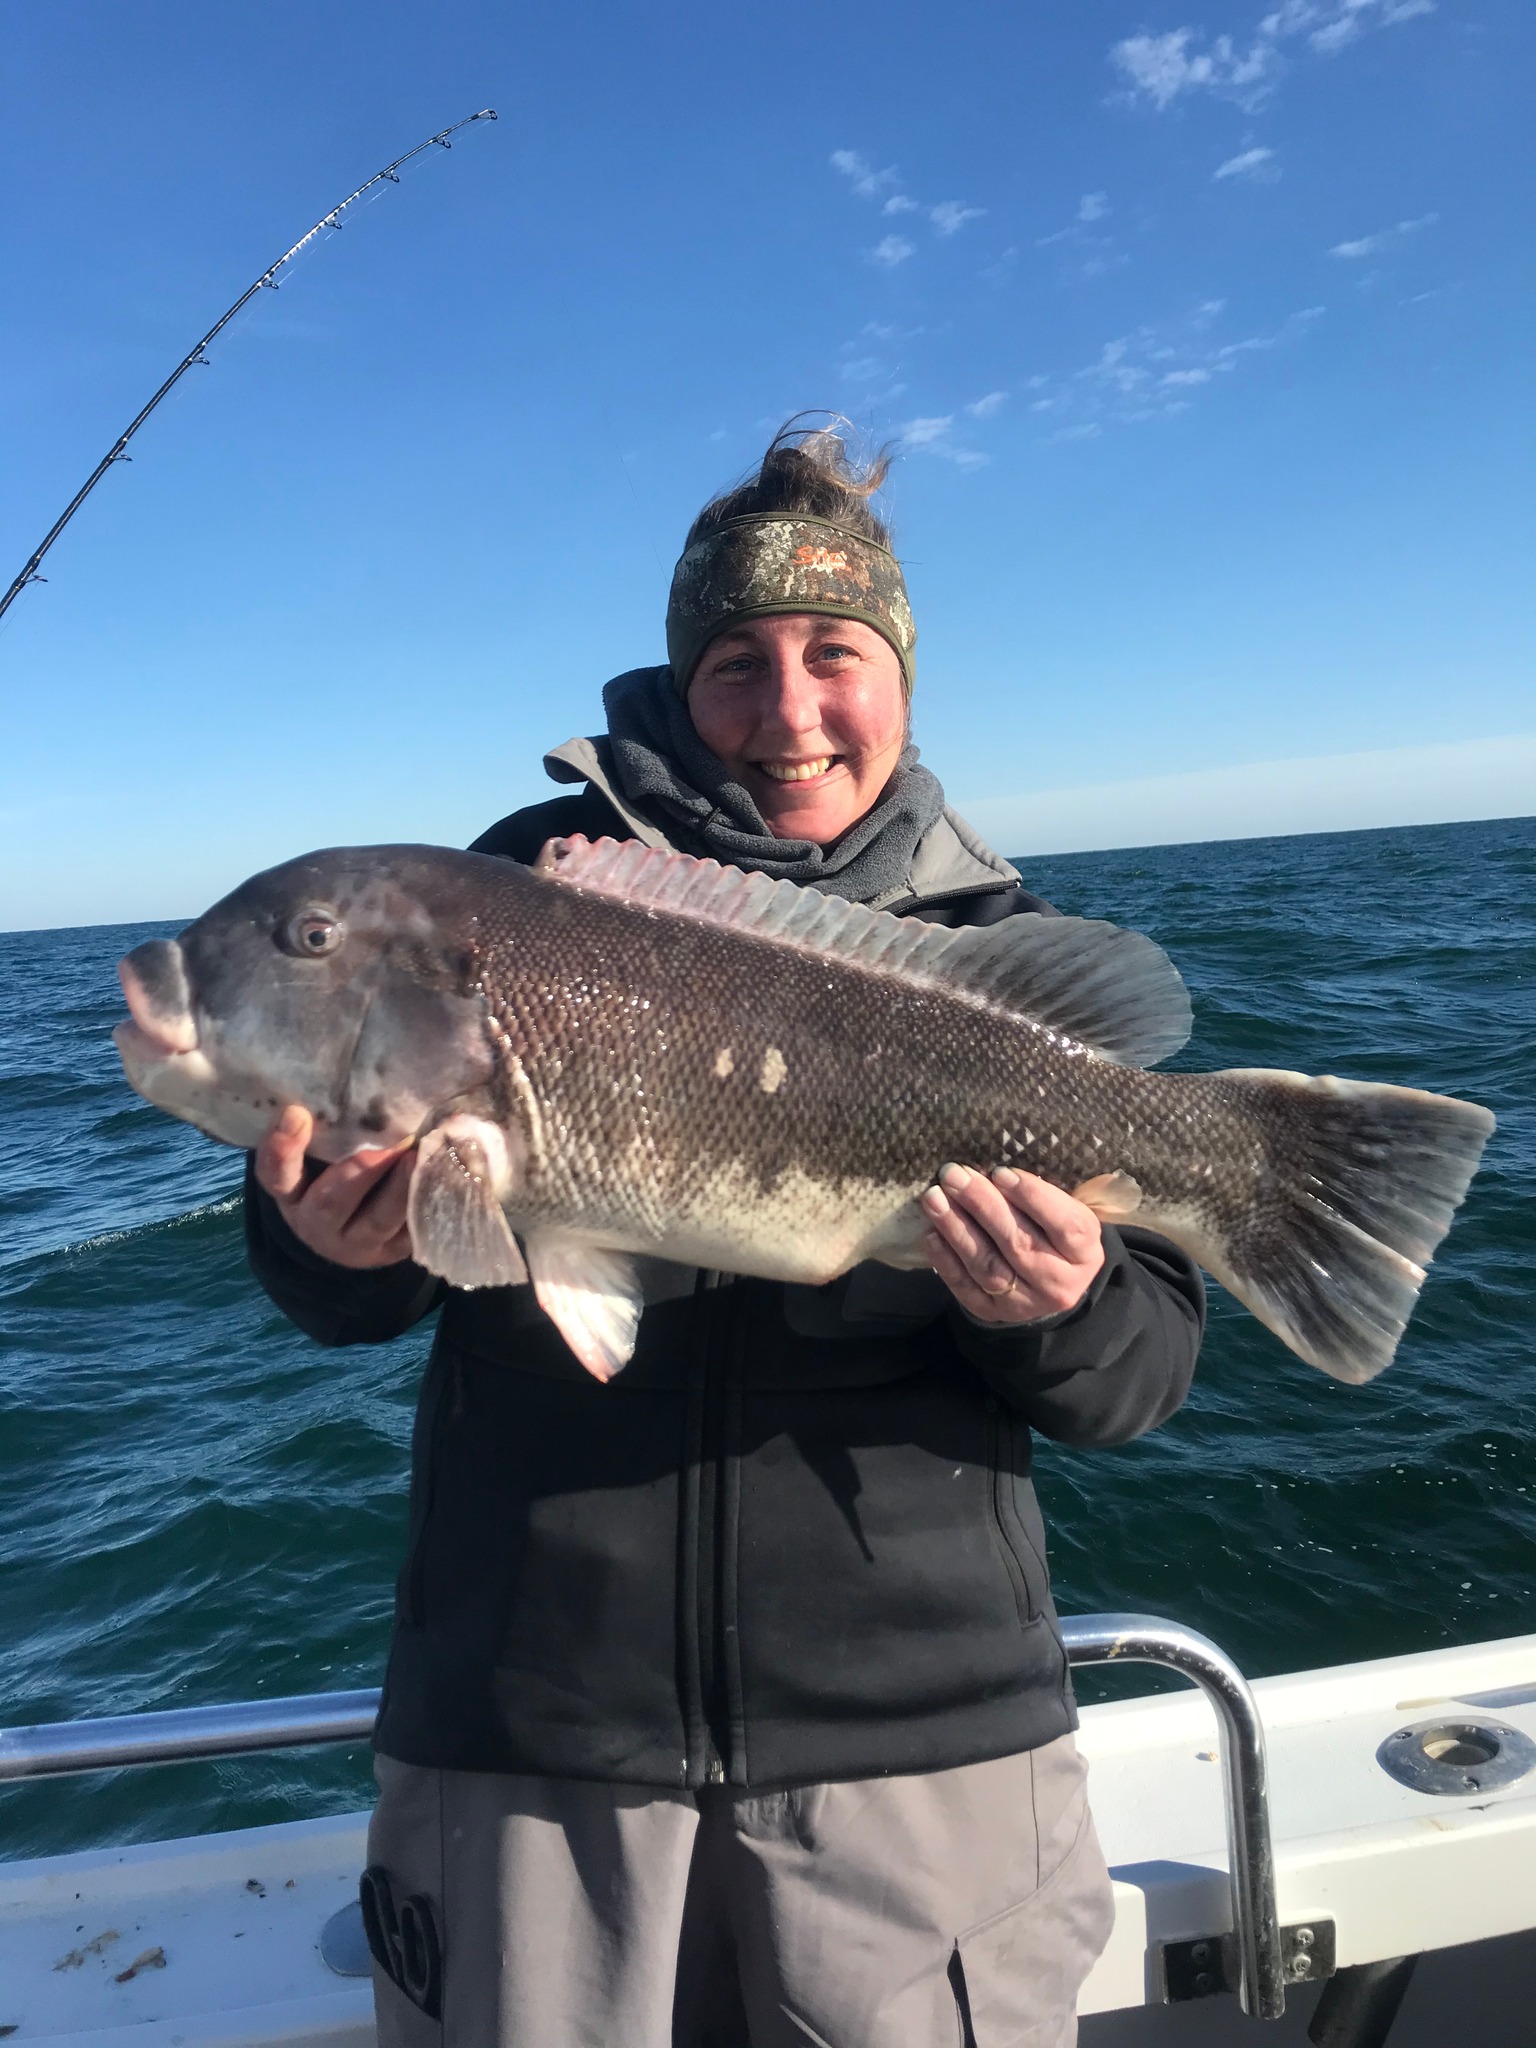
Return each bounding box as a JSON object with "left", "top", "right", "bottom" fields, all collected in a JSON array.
[{"left": 283, "top": 909, "right": 344, "bottom": 959}]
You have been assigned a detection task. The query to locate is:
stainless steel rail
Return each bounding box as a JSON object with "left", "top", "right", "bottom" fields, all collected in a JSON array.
[
  {"left": 0, "top": 1614, "right": 1281, "bottom": 2019},
  {"left": 1061, "top": 1612, "right": 1283, "bottom": 2021},
  {"left": 0, "top": 1689, "right": 379, "bottom": 1783}
]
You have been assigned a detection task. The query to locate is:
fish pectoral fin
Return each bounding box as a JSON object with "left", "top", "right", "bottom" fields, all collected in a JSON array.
[
  {"left": 407, "top": 1117, "right": 528, "bottom": 1290},
  {"left": 523, "top": 1236, "right": 643, "bottom": 1383},
  {"left": 1071, "top": 1170, "right": 1144, "bottom": 1222}
]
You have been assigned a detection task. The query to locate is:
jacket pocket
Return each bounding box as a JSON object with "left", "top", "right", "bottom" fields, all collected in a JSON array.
[{"left": 985, "top": 1407, "right": 1044, "bottom": 1624}]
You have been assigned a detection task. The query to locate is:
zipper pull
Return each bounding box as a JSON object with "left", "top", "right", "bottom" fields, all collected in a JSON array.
[{"left": 705, "top": 1755, "right": 726, "bottom": 1785}]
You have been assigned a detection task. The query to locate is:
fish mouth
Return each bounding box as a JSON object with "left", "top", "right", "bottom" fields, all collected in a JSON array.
[
  {"left": 117, "top": 944, "right": 199, "bottom": 1057},
  {"left": 754, "top": 755, "right": 842, "bottom": 784}
]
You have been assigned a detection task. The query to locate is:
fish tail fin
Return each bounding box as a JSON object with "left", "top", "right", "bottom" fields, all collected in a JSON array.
[{"left": 1159, "top": 1071, "right": 1494, "bottom": 1383}]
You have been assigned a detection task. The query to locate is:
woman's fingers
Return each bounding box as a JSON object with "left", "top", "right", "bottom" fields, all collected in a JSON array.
[
  {"left": 252, "top": 1104, "right": 417, "bottom": 1268},
  {"left": 925, "top": 1230, "right": 996, "bottom": 1317},
  {"left": 255, "top": 1105, "right": 314, "bottom": 1201},
  {"left": 921, "top": 1166, "right": 1038, "bottom": 1295},
  {"left": 990, "top": 1167, "right": 1103, "bottom": 1265},
  {"left": 922, "top": 1164, "right": 1104, "bottom": 1323},
  {"left": 359, "top": 1152, "right": 416, "bottom": 1248}
]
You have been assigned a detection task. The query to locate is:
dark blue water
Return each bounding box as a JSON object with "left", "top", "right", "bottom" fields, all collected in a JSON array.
[{"left": 2, "top": 816, "right": 1533, "bottom": 1859}]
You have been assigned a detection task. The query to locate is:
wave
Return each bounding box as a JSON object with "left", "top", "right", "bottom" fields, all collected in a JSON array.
[{"left": 14, "top": 1192, "right": 245, "bottom": 1270}]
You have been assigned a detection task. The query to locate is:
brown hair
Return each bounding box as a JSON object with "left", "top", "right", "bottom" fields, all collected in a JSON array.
[{"left": 684, "top": 415, "right": 894, "bottom": 552}]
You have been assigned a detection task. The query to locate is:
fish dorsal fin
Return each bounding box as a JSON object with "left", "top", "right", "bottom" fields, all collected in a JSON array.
[{"left": 535, "top": 835, "right": 1191, "bottom": 1066}]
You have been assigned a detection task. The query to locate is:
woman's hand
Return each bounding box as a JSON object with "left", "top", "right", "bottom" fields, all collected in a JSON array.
[
  {"left": 253, "top": 1105, "right": 418, "bottom": 1270},
  {"left": 921, "top": 1164, "right": 1105, "bottom": 1325}
]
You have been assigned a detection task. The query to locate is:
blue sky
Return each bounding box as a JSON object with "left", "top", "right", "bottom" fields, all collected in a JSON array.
[{"left": 3, "top": 0, "right": 1531, "bottom": 928}]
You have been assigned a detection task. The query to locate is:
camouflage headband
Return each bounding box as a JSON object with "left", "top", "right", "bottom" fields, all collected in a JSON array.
[{"left": 665, "top": 514, "right": 917, "bottom": 696}]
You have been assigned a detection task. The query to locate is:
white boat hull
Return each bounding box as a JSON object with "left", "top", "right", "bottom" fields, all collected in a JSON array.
[{"left": 5, "top": 1632, "right": 1534, "bottom": 2044}]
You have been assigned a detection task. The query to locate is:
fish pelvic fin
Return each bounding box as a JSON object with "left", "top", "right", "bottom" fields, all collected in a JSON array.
[
  {"left": 535, "top": 835, "right": 1191, "bottom": 1066},
  {"left": 524, "top": 1235, "right": 644, "bottom": 1382},
  {"left": 1155, "top": 1072, "right": 1494, "bottom": 1383},
  {"left": 407, "top": 1116, "right": 529, "bottom": 1291}
]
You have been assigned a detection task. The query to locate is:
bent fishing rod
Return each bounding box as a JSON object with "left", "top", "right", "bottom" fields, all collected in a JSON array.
[{"left": 0, "top": 107, "right": 497, "bottom": 625}]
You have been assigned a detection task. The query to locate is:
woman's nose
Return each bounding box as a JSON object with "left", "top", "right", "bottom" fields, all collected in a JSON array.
[{"left": 758, "top": 655, "right": 823, "bottom": 736}]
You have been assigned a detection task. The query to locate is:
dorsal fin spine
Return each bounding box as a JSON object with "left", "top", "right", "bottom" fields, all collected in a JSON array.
[{"left": 533, "top": 834, "right": 1192, "bottom": 1067}]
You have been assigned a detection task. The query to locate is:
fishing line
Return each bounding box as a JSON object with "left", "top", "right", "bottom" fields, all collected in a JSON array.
[{"left": 0, "top": 109, "right": 498, "bottom": 627}]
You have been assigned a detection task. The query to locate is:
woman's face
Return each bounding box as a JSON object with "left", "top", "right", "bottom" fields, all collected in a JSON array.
[{"left": 687, "top": 614, "right": 908, "bottom": 845}]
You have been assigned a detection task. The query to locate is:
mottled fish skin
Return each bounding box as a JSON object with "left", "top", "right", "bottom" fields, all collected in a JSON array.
[
  {"left": 465, "top": 867, "right": 1210, "bottom": 1275},
  {"left": 113, "top": 842, "right": 1494, "bottom": 1385}
]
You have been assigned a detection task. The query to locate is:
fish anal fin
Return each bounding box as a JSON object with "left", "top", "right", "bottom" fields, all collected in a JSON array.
[
  {"left": 535, "top": 835, "right": 1191, "bottom": 1067},
  {"left": 1072, "top": 1170, "right": 1144, "bottom": 1222},
  {"left": 524, "top": 1235, "right": 643, "bottom": 1382},
  {"left": 407, "top": 1115, "right": 528, "bottom": 1291}
]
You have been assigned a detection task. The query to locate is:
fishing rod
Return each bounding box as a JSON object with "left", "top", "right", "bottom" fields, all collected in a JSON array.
[{"left": 0, "top": 107, "right": 498, "bottom": 625}]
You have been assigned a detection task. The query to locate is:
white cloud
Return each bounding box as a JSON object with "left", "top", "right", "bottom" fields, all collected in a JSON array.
[
  {"left": 840, "top": 356, "right": 886, "bottom": 382},
  {"left": 831, "top": 148, "right": 984, "bottom": 246},
  {"left": 966, "top": 390, "right": 1009, "bottom": 418},
  {"left": 896, "top": 415, "right": 990, "bottom": 468},
  {"left": 1215, "top": 145, "right": 1277, "bottom": 180},
  {"left": 1036, "top": 194, "right": 1120, "bottom": 270},
  {"left": 1112, "top": 0, "right": 1434, "bottom": 110},
  {"left": 830, "top": 149, "right": 900, "bottom": 199},
  {"left": 929, "top": 200, "right": 986, "bottom": 236},
  {"left": 1329, "top": 211, "right": 1438, "bottom": 258},
  {"left": 954, "top": 735, "right": 1536, "bottom": 860},
  {"left": 1030, "top": 302, "right": 1323, "bottom": 437},
  {"left": 869, "top": 235, "right": 915, "bottom": 268},
  {"left": 1262, "top": 0, "right": 1434, "bottom": 55},
  {"left": 1111, "top": 28, "right": 1273, "bottom": 110},
  {"left": 898, "top": 416, "right": 953, "bottom": 448}
]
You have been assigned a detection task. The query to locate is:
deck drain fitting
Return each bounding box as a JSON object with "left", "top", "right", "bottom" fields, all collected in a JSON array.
[{"left": 1376, "top": 1717, "right": 1536, "bottom": 1796}]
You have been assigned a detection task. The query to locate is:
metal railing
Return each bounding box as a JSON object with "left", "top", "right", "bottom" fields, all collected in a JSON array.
[
  {"left": 0, "top": 1612, "right": 1282, "bottom": 2020},
  {"left": 0, "top": 1689, "right": 379, "bottom": 1782},
  {"left": 1061, "top": 1613, "right": 1283, "bottom": 2020}
]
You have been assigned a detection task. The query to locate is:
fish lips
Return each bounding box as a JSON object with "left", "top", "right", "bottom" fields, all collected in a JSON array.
[
  {"left": 113, "top": 940, "right": 272, "bottom": 1148},
  {"left": 118, "top": 941, "right": 198, "bottom": 1055}
]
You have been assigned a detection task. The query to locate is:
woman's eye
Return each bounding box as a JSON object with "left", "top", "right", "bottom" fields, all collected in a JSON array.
[{"left": 283, "top": 911, "right": 344, "bottom": 958}]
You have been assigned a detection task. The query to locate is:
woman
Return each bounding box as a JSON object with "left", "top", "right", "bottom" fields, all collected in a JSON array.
[{"left": 248, "top": 425, "right": 1204, "bottom": 2047}]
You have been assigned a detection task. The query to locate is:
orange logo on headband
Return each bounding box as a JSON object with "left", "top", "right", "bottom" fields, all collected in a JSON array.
[{"left": 795, "top": 545, "right": 850, "bottom": 573}]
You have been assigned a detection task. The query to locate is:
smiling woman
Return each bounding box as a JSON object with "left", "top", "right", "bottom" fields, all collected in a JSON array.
[
  {"left": 687, "top": 612, "right": 908, "bottom": 842},
  {"left": 238, "top": 416, "right": 1209, "bottom": 2048}
]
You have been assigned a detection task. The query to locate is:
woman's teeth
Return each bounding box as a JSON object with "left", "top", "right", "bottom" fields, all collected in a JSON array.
[{"left": 759, "top": 757, "right": 835, "bottom": 783}]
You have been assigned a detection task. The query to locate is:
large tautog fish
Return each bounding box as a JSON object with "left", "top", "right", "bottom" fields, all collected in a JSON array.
[{"left": 113, "top": 834, "right": 1494, "bottom": 1385}]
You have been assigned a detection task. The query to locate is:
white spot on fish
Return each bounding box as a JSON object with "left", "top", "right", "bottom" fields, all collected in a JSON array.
[
  {"left": 714, "top": 1047, "right": 735, "bottom": 1079},
  {"left": 1024, "top": 1128, "right": 1035, "bottom": 1146},
  {"left": 760, "top": 1046, "right": 787, "bottom": 1094}
]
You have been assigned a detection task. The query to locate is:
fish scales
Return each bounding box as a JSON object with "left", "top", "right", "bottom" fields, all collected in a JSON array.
[
  {"left": 112, "top": 837, "right": 1494, "bottom": 1385},
  {"left": 479, "top": 873, "right": 1207, "bottom": 1260}
]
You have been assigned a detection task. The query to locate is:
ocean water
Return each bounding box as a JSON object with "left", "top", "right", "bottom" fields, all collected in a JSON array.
[{"left": 1, "top": 815, "right": 1532, "bottom": 1861}]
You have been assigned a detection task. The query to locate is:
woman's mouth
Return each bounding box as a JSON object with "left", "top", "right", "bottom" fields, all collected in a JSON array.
[{"left": 756, "top": 756, "right": 839, "bottom": 783}]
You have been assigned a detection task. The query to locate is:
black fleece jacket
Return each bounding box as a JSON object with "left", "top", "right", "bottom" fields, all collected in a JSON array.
[{"left": 244, "top": 787, "right": 1204, "bottom": 1789}]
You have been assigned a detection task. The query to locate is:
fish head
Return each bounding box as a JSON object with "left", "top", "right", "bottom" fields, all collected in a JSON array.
[{"left": 113, "top": 846, "right": 500, "bottom": 1158}]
